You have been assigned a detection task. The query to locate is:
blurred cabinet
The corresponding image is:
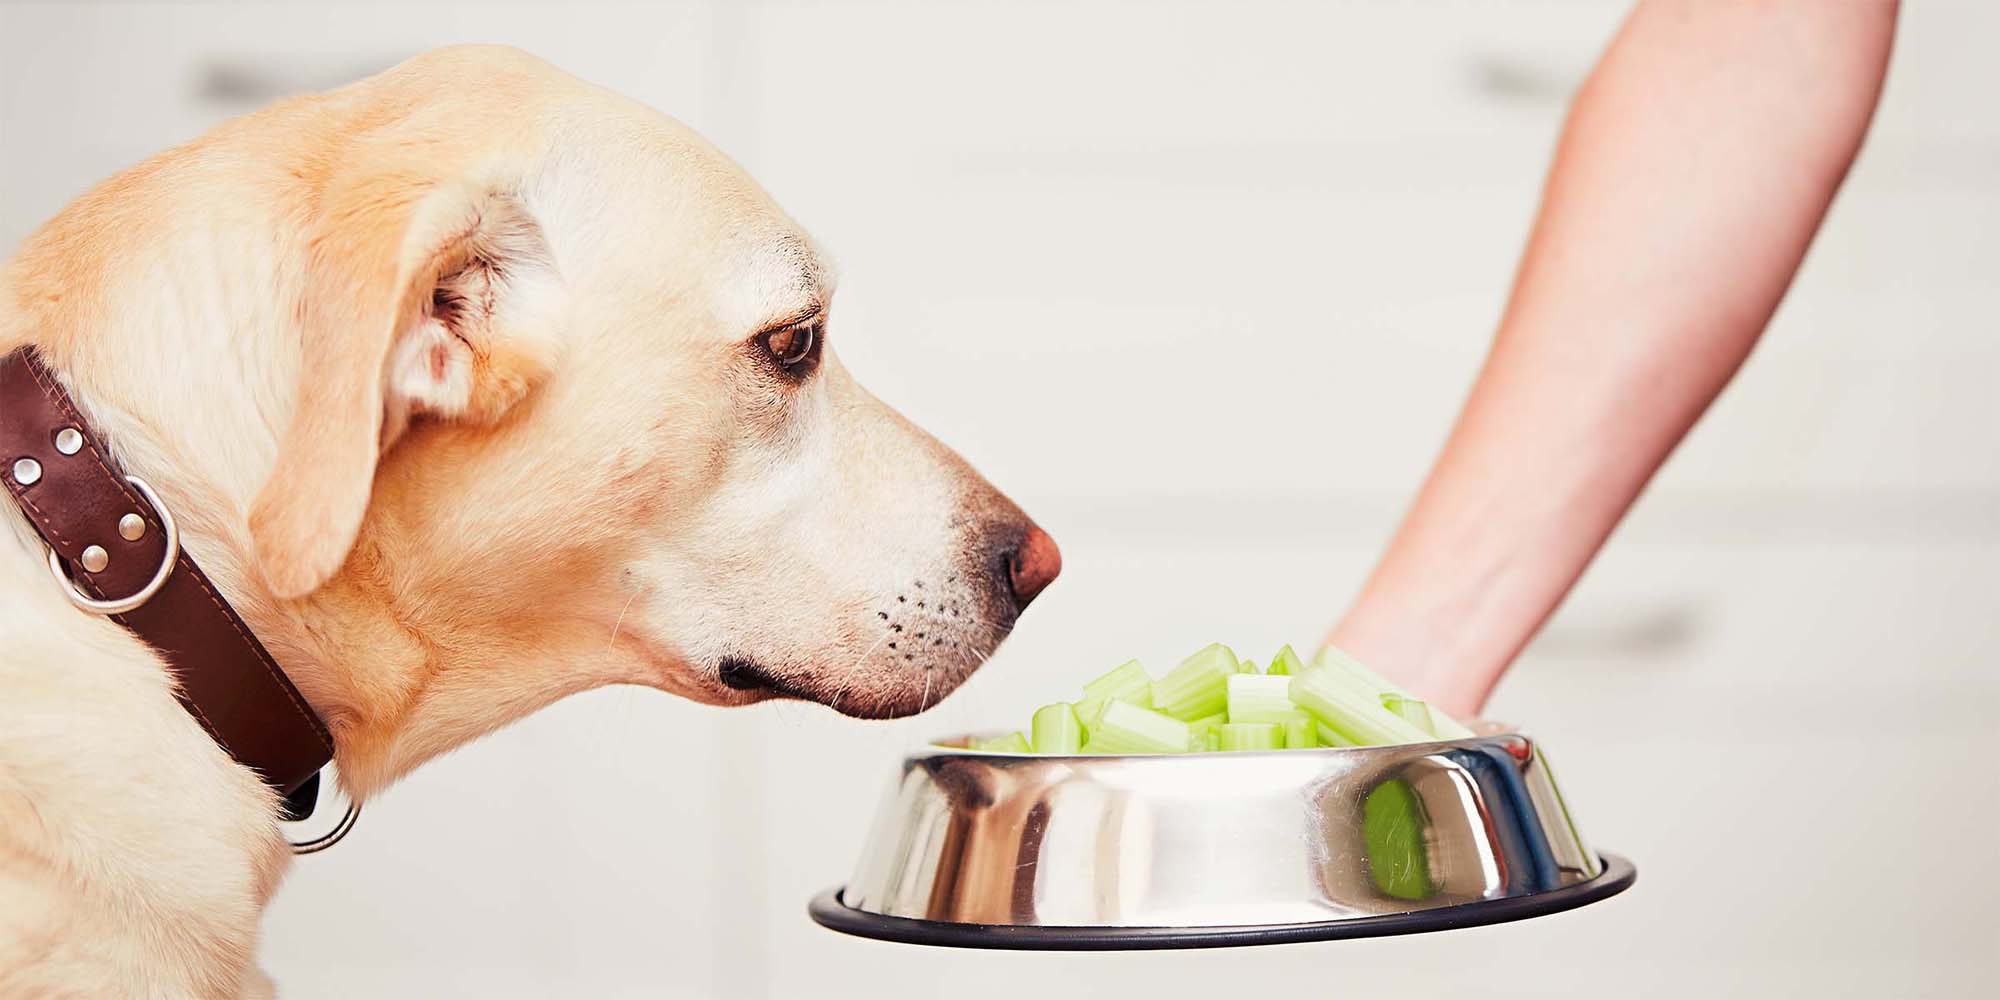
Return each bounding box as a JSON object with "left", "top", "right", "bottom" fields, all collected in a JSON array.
[{"left": 0, "top": 2, "right": 724, "bottom": 249}]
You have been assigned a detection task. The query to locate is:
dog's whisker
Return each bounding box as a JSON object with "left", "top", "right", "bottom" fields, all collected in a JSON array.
[
  {"left": 829, "top": 628, "right": 894, "bottom": 714},
  {"left": 605, "top": 582, "right": 649, "bottom": 651}
]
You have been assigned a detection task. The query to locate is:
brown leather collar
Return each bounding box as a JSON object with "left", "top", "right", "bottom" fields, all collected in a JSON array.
[{"left": 1, "top": 347, "right": 332, "bottom": 804}]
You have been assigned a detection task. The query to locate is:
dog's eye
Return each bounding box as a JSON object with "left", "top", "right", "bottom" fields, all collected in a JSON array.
[{"left": 761, "top": 320, "right": 820, "bottom": 375}]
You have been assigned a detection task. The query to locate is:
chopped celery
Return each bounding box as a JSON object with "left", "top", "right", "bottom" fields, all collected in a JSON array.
[
  {"left": 1031, "top": 703, "right": 1085, "bottom": 754},
  {"left": 974, "top": 731, "right": 1030, "bottom": 753},
  {"left": 956, "top": 641, "right": 1479, "bottom": 755},
  {"left": 1314, "top": 645, "right": 1413, "bottom": 698},
  {"left": 1226, "top": 674, "right": 1295, "bottom": 724},
  {"left": 1381, "top": 694, "right": 1475, "bottom": 740},
  {"left": 1074, "top": 659, "right": 1153, "bottom": 725},
  {"left": 1413, "top": 699, "right": 1474, "bottom": 739},
  {"left": 1433, "top": 713, "right": 1476, "bottom": 740},
  {"left": 1280, "top": 714, "right": 1317, "bottom": 749},
  {"left": 1186, "top": 713, "right": 1228, "bottom": 751},
  {"left": 1316, "top": 645, "right": 1478, "bottom": 738},
  {"left": 1217, "top": 722, "right": 1282, "bottom": 751},
  {"left": 1316, "top": 721, "right": 1359, "bottom": 748},
  {"left": 1083, "top": 700, "right": 1193, "bottom": 755},
  {"left": 1382, "top": 694, "right": 1438, "bottom": 736},
  {"left": 1076, "top": 697, "right": 1110, "bottom": 738},
  {"left": 1180, "top": 642, "right": 1240, "bottom": 675},
  {"left": 1080, "top": 658, "right": 1153, "bottom": 703},
  {"left": 1267, "top": 643, "right": 1304, "bottom": 677},
  {"left": 1150, "top": 644, "right": 1236, "bottom": 721},
  {"left": 1290, "top": 666, "right": 1433, "bottom": 746}
]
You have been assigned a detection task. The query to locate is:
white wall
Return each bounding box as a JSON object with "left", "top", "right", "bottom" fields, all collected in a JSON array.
[{"left": 2, "top": 2, "right": 1995, "bottom": 997}]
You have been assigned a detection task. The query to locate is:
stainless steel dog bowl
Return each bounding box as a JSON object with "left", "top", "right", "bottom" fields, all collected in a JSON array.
[{"left": 810, "top": 731, "right": 1633, "bottom": 949}]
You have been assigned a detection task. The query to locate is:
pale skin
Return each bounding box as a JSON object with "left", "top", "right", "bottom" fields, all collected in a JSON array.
[{"left": 1327, "top": 0, "right": 1901, "bottom": 717}]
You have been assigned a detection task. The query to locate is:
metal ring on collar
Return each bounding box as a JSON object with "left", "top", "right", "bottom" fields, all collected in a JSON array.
[
  {"left": 289, "top": 800, "right": 361, "bottom": 855},
  {"left": 45, "top": 474, "right": 179, "bottom": 616}
]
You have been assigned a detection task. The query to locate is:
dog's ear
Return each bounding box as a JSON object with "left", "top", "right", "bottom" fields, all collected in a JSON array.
[{"left": 249, "top": 165, "right": 563, "bottom": 599}]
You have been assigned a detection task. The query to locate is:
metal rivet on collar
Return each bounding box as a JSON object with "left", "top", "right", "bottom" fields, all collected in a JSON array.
[
  {"left": 120, "top": 513, "right": 147, "bottom": 541},
  {"left": 54, "top": 427, "right": 84, "bottom": 455},
  {"left": 11, "top": 458, "right": 41, "bottom": 486},
  {"left": 80, "top": 545, "right": 110, "bottom": 573}
]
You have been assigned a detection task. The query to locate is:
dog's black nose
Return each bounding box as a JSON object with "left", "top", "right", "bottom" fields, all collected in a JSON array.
[{"left": 1005, "top": 525, "right": 1062, "bottom": 609}]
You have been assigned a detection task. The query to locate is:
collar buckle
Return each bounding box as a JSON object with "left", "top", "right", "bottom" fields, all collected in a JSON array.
[{"left": 44, "top": 474, "right": 180, "bottom": 615}]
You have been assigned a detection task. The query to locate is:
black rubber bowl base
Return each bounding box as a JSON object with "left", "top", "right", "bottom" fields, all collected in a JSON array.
[{"left": 808, "top": 852, "right": 1635, "bottom": 951}]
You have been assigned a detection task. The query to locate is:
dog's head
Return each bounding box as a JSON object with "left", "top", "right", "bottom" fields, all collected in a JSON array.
[{"left": 57, "top": 47, "right": 1060, "bottom": 777}]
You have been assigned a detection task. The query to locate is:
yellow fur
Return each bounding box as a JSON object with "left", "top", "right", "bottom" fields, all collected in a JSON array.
[{"left": 0, "top": 46, "right": 1045, "bottom": 995}]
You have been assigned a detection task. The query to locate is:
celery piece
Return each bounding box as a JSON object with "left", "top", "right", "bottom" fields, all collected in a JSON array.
[
  {"left": 1429, "top": 711, "right": 1476, "bottom": 740},
  {"left": 1226, "top": 673, "right": 1296, "bottom": 725},
  {"left": 1185, "top": 712, "right": 1228, "bottom": 751},
  {"left": 1150, "top": 644, "right": 1237, "bottom": 721},
  {"left": 974, "top": 731, "right": 1030, "bottom": 753},
  {"left": 1074, "top": 659, "right": 1153, "bottom": 729},
  {"left": 1410, "top": 698, "right": 1474, "bottom": 739},
  {"left": 1205, "top": 728, "right": 1223, "bottom": 751},
  {"left": 1281, "top": 714, "right": 1317, "bottom": 749},
  {"left": 1316, "top": 722, "right": 1359, "bottom": 748},
  {"left": 1363, "top": 778, "right": 1435, "bottom": 900},
  {"left": 1083, "top": 700, "right": 1193, "bottom": 755},
  {"left": 1290, "top": 666, "right": 1434, "bottom": 746},
  {"left": 1076, "top": 697, "right": 1106, "bottom": 734},
  {"left": 1080, "top": 658, "right": 1153, "bottom": 704},
  {"left": 1267, "top": 643, "right": 1304, "bottom": 677},
  {"left": 1237, "top": 658, "right": 1260, "bottom": 675},
  {"left": 1031, "top": 702, "right": 1085, "bottom": 754},
  {"left": 1217, "top": 722, "right": 1282, "bottom": 752},
  {"left": 1315, "top": 646, "right": 1476, "bottom": 739},
  {"left": 1382, "top": 694, "right": 1440, "bottom": 737},
  {"left": 1314, "top": 645, "right": 1412, "bottom": 698},
  {"left": 1380, "top": 694, "right": 1475, "bottom": 740}
]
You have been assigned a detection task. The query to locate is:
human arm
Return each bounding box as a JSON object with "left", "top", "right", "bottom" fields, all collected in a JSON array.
[{"left": 1326, "top": 0, "right": 1899, "bottom": 716}]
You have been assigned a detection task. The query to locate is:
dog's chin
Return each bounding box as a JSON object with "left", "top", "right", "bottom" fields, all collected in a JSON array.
[{"left": 715, "top": 655, "right": 973, "bottom": 720}]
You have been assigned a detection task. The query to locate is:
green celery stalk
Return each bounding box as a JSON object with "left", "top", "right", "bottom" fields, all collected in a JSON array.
[
  {"left": 1400, "top": 696, "right": 1480, "bottom": 744},
  {"left": 974, "top": 731, "right": 1030, "bottom": 753},
  {"left": 1083, "top": 700, "right": 1193, "bottom": 755},
  {"left": 1076, "top": 698, "right": 1108, "bottom": 740},
  {"left": 1150, "top": 643, "right": 1237, "bottom": 721},
  {"left": 1316, "top": 646, "right": 1476, "bottom": 738},
  {"left": 1432, "top": 712, "right": 1476, "bottom": 739},
  {"left": 1185, "top": 712, "right": 1228, "bottom": 751},
  {"left": 1030, "top": 702, "right": 1085, "bottom": 754},
  {"left": 1381, "top": 694, "right": 1475, "bottom": 740},
  {"left": 1217, "top": 722, "right": 1282, "bottom": 751},
  {"left": 1266, "top": 643, "right": 1304, "bottom": 677},
  {"left": 1290, "top": 666, "right": 1434, "bottom": 746},
  {"left": 1074, "top": 659, "right": 1153, "bottom": 725},
  {"left": 1280, "top": 714, "right": 1317, "bottom": 749},
  {"left": 1382, "top": 694, "right": 1439, "bottom": 737},
  {"left": 1237, "top": 658, "right": 1260, "bottom": 675},
  {"left": 1226, "top": 673, "right": 1296, "bottom": 724},
  {"left": 1316, "top": 722, "right": 1359, "bottom": 748},
  {"left": 1080, "top": 658, "right": 1153, "bottom": 702},
  {"left": 1315, "top": 645, "right": 1414, "bottom": 697}
]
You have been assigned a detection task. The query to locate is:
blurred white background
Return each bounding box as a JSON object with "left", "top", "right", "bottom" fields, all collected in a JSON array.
[{"left": 2, "top": 1, "right": 1996, "bottom": 997}]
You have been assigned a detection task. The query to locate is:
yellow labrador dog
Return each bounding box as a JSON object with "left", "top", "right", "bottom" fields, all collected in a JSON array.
[{"left": 0, "top": 46, "right": 1058, "bottom": 997}]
